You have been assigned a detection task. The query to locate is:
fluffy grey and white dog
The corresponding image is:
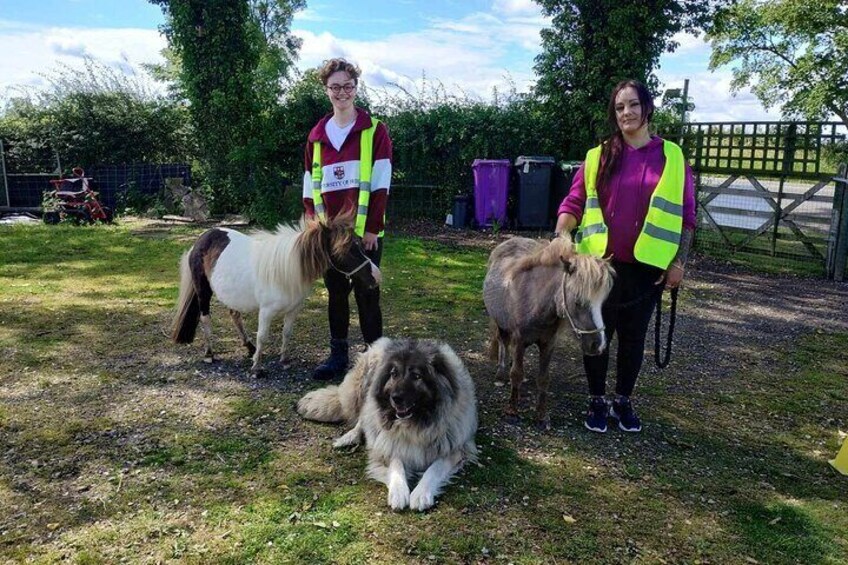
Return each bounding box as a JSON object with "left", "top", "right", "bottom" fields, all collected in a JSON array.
[{"left": 297, "top": 337, "right": 478, "bottom": 511}]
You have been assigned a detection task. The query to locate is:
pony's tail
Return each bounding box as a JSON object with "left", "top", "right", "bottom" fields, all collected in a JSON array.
[
  {"left": 488, "top": 319, "right": 500, "bottom": 361},
  {"left": 171, "top": 250, "right": 199, "bottom": 344},
  {"left": 297, "top": 386, "right": 344, "bottom": 423}
]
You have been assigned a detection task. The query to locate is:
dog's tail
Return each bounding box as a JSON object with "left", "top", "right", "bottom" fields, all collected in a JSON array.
[
  {"left": 488, "top": 319, "right": 500, "bottom": 361},
  {"left": 171, "top": 250, "right": 199, "bottom": 344},
  {"left": 297, "top": 386, "right": 345, "bottom": 423}
]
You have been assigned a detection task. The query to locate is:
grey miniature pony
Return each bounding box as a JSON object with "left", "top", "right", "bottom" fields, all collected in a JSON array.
[{"left": 483, "top": 234, "right": 614, "bottom": 428}]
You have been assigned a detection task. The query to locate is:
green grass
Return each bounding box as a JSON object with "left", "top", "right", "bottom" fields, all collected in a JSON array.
[{"left": 0, "top": 218, "right": 846, "bottom": 564}]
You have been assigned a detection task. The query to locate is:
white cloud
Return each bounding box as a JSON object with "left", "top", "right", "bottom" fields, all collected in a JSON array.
[
  {"left": 492, "top": 0, "right": 543, "bottom": 17},
  {"left": 666, "top": 30, "right": 710, "bottom": 56},
  {"left": 293, "top": 3, "right": 548, "bottom": 101},
  {"left": 653, "top": 31, "right": 787, "bottom": 122},
  {"left": 657, "top": 67, "right": 783, "bottom": 122},
  {"left": 293, "top": 7, "right": 329, "bottom": 23},
  {"left": 0, "top": 24, "right": 166, "bottom": 97},
  {"left": 0, "top": 8, "right": 785, "bottom": 123}
]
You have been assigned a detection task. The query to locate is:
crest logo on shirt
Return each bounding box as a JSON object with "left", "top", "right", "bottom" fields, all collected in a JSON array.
[{"left": 333, "top": 165, "right": 345, "bottom": 180}]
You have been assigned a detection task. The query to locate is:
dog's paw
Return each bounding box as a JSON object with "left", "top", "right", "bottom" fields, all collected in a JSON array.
[
  {"left": 333, "top": 429, "right": 361, "bottom": 449},
  {"left": 409, "top": 485, "right": 436, "bottom": 511},
  {"left": 387, "top": 481, "right": 410, "bottom": 510}
]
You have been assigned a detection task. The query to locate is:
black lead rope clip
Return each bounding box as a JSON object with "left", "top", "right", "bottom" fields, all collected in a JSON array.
[{"left": 654, "top": 286, "right": 679, "bottom": 369}]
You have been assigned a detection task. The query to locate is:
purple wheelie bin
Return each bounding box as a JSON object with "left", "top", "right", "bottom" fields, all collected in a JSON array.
[{"left": 472, "top": 159, "right": 510, "bottom": 227}]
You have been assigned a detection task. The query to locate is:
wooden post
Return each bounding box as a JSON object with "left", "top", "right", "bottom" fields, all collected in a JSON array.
[
  {"left": 773, "top": 124, "right": 797, "bottom": 256},
  {"left": 0, "top": 139, "right": 8, "bottom": 208},
  {"left": 694, "top": 129, "right": 704, "bottom": 172},
  {"left": 833, "top": 163, "right": 848, "bottom": 282}
]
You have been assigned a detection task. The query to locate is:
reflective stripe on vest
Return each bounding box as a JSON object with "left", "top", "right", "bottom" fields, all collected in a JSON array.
[
  {"left": 576, "top": 140, "right": 685, "bottom": 269},
  {"left": 311, "top": 118, "right": 383, "bottom": 237}
]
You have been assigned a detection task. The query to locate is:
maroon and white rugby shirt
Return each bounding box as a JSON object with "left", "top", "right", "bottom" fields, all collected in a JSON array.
[{"left": 302, "top": 108, "right": 393, "bottom": 236}]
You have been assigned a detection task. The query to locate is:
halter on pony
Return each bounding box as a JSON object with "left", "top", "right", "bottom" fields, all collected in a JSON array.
[{"left": 329, "top": 252, "right": 374, "bottom": 279}]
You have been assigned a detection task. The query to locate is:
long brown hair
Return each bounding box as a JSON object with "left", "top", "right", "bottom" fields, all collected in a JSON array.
[{"left": 596, "top": 80, "right": 655, "bottom": 193}]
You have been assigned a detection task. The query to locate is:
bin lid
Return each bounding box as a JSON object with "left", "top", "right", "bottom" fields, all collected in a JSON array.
[
  {"left": 514, "top": 155, "right": 555, "bottom": 167},
  {"left": 472, "top": 159, "right": 511, "bottom": 168},
  {"left": 559, "top": 160, "right": 583, "bottom": 172}
]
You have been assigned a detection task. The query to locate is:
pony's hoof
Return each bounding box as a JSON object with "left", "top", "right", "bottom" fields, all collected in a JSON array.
[
  {"left": 250, "top": 367, "right": 267, "bottom": 379},
  {"left": 203, "top": 355, "right": 214, "bottom": 364},
  {"left": 504, "top": 413, "right": 520, "bottom": 425},
  {"left": 280, "top": 358, "right": 292, "bottom": 371}
]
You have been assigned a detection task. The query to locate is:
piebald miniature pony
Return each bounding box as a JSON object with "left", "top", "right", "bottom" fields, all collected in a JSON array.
[
  {"left": 483, "top": 234, "right": 614, "bottom": 428},
  {"left": 171, "top": 214, "right": 381, "bottom": 375}
]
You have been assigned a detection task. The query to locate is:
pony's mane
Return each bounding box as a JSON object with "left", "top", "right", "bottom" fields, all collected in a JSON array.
[
  {"left": 503, "top": 233, "right": 614, "bottom": 305},
  {"left": 564, "top": 253, "right": 615, "bottom": 305},
  {"left": 252, "top": 213, "right": 356, "bottom": 296},
  {"left": 508, "top": 234, "right": 575, "bottom": 275},
  {"left": 253, "top": 223, "right": 311, "bottom": 297},
  {"left": 294, "top": 212, "right": 356, "bottom": 282}
]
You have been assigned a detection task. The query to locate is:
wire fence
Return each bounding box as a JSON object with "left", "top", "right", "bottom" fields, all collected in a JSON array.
[{"left": 1, "top": 156, "right": 191, "bottom": 212}]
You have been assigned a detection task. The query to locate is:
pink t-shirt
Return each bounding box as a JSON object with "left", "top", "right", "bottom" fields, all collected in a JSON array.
[{"left": 558, "top": 136, "right": 697, "bottom": 264}]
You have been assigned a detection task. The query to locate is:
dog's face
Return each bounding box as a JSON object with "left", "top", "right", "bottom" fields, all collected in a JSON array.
[{"left": 374, "top": 340, "right": 456, "bottom": 429}]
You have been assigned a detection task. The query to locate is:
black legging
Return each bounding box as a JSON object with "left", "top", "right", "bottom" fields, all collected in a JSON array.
[
  {"left": 324, "top": 239, "right": 383, "bottom": 344},
  {"left": 584, "top": 260, "right": 663, "bottom": 397}
]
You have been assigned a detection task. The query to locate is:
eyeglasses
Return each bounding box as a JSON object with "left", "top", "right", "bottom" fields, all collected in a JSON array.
[{"left": 327, "top": 84, "right": 356, "bottom": 94}]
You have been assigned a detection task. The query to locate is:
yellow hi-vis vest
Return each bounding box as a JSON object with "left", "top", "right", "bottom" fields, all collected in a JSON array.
[
  {"left": 576, "top": 140, "right": 685, "bottom": 269},
  {"left": 311, "top": 119, "right": 383, "bottom": 238}
]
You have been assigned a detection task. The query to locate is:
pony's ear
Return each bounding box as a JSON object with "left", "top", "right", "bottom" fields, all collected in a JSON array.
[{"left": 560, "top": 255, "right": 576, "bottom": 275}]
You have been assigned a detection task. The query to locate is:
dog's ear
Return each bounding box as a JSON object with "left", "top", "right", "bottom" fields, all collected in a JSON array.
[{"left": 429, "top": 347, "right": 458, "bottom": 398}]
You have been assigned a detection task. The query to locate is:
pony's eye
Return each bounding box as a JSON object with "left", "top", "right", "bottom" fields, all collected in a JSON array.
[{"left": 389, "top": 367, "right": 398, "bottom": 378}]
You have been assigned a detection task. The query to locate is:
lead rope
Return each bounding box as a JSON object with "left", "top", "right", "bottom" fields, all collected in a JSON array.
[{"left": 654, "top": 286, "right": 678, "bottom": 369}]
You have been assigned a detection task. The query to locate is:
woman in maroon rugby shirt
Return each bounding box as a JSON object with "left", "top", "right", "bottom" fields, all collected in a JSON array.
[{"left": 303, "top": 58, "right": 393, "bottom": 381}]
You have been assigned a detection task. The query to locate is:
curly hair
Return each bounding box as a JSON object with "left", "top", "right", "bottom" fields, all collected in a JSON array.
[{"left": 317, "top": 58, "right": 361, "bottom": 85}]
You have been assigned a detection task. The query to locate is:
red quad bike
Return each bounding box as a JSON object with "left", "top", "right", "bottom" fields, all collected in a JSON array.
[{"left": 43, "top": 167, "right": 112, "bottom": 225}]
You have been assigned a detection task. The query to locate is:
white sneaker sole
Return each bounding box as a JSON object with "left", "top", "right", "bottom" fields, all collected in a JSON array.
[
  {"left": 584, "top": 421, "right": 607, "bottom": 433},
  {"left": 610, "top": 407, "right": 642, "bottom": 432}
]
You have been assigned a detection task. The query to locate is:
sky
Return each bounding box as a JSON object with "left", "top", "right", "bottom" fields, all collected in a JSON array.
[{"left": 0, "top": 0, "right": 784, "bottom": 122}]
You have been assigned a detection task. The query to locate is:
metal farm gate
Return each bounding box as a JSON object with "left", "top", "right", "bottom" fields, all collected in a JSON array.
[{"left": 665, "top": 121, "right": 848, "bottom": 280}]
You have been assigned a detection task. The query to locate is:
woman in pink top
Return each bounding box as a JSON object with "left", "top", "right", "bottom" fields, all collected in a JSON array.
[{"left": 554, "top": 80, "right": 696, "bottom": 433}]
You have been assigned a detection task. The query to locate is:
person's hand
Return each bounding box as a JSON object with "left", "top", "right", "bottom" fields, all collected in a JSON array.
[
  {"left": 655, "top": 263, "right": 685, "bottom": 289},
  {"left": 362, "top": 231, "right": 379, "bottom": 251}
]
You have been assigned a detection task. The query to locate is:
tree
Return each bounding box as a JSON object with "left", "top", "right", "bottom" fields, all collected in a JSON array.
[
  {"left": 148, "top": 0, "right": 304, "bottom": 220},
  {"left": 707, "top": 0, "right": 848, "bottom": 127},
  {"left": 534, "top": 0, "right": 720, "bottom": 157},
  {"left": 0, "top": 59, "right": 192, "bottom": 169}
]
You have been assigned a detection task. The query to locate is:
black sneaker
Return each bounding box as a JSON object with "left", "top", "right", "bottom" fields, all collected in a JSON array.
[
  {"left": 610, "top": 396, "right": 642, "bottom": 432},
  {"left": 584, "top": 397, "right": 609, "bottom": 433}
]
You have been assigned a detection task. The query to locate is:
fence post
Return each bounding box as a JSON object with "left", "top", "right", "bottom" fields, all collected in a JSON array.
[
  {"left": 0, "top": 139, "right": 8, "bottom": 208},
  {"left": 773, "top": 123, "right": 798, "bottom": 255},
  {"left": 833, "top": 163, "right": 848, "bottom": 282}
]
